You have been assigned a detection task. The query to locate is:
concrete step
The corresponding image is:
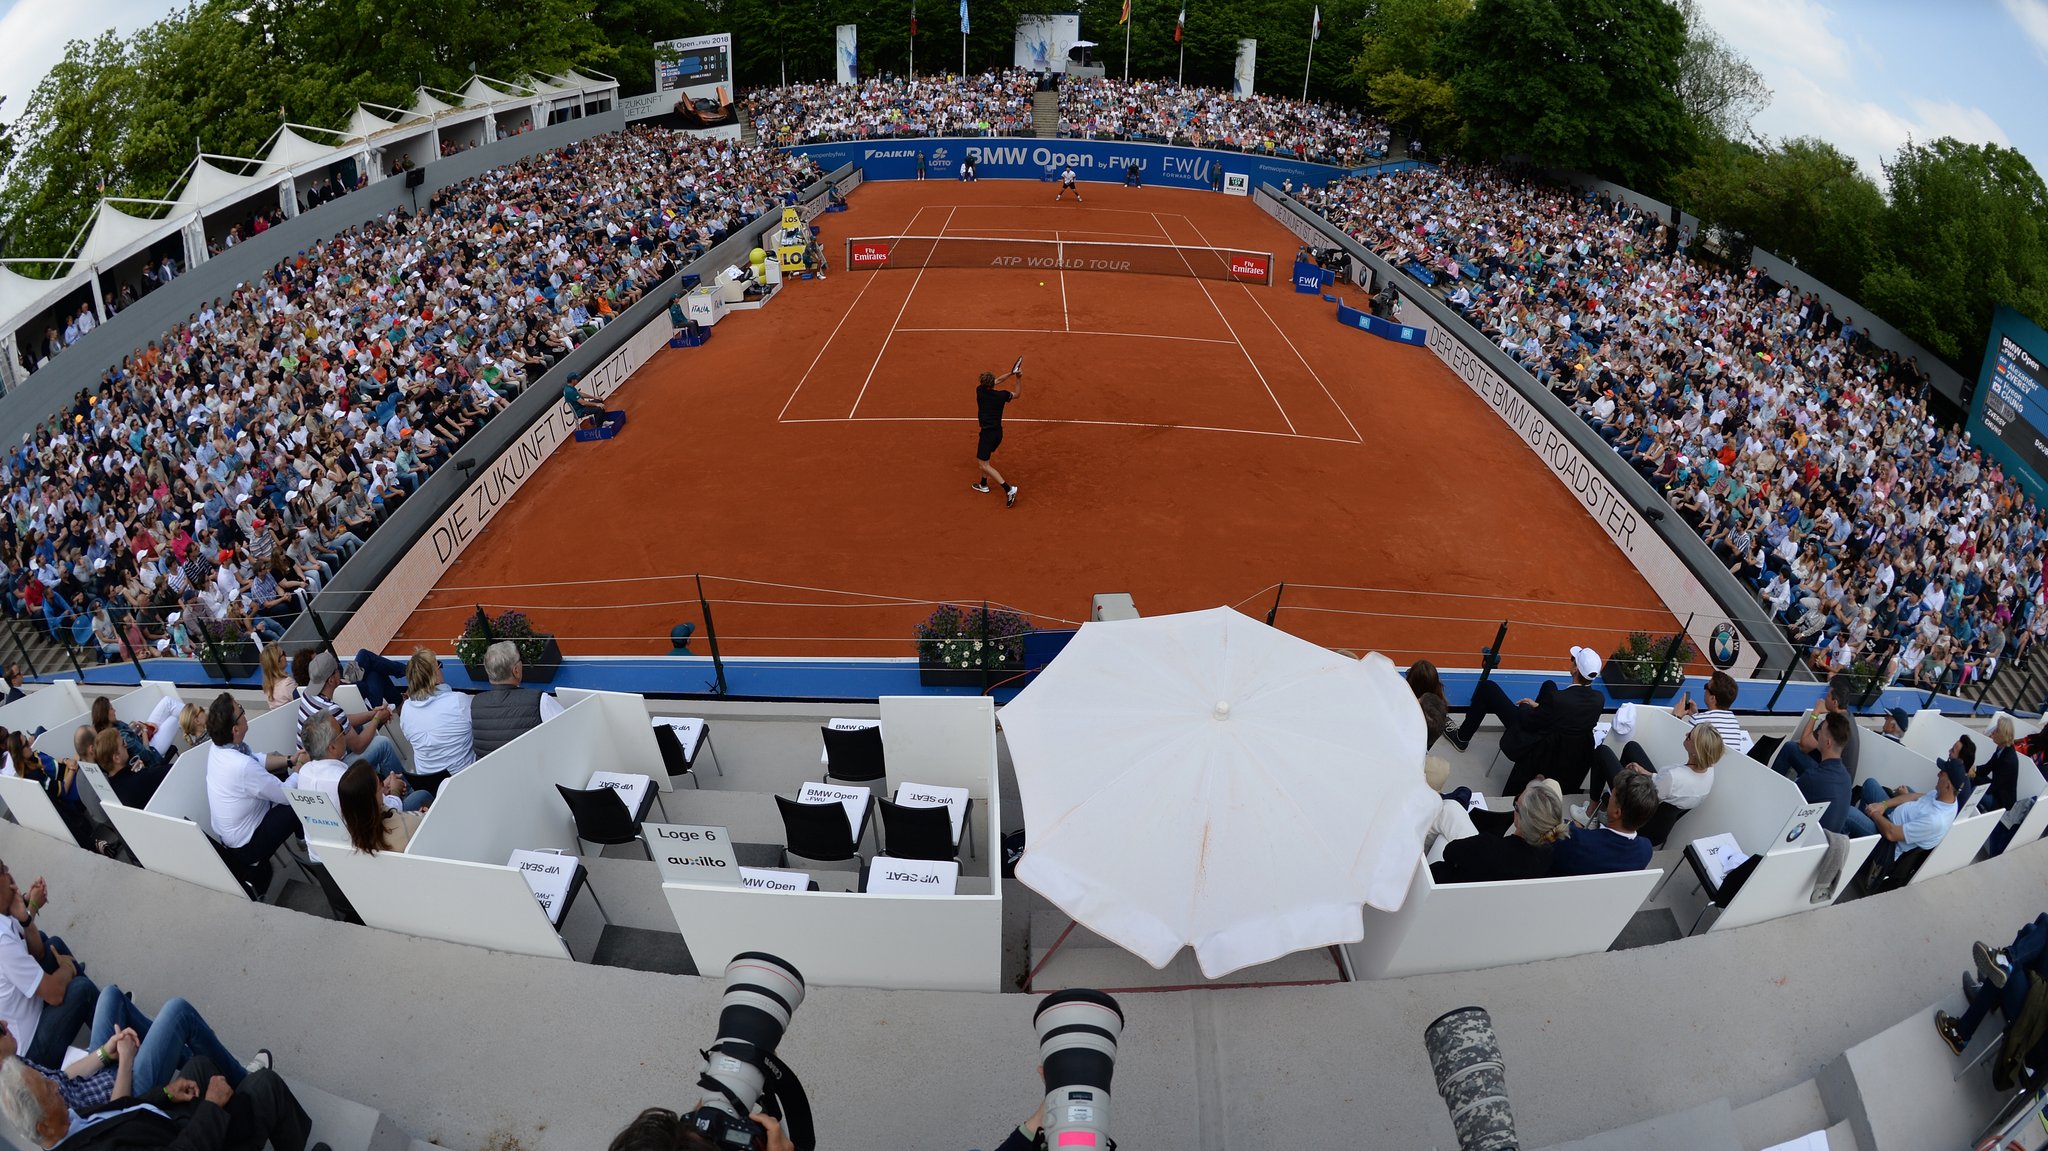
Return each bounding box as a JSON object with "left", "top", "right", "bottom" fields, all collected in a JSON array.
[
  {"left": 1031, "top": 90, "right": 1058, "bottom": 137},
  {"left": 286, "top": 1073, "right": 413, "bottom": 1151},
  {"left": 1816, "top": 998, "right": 2009, "bottom": 1151},
  {"left": 1732, "top": 1079, "right": 1831, "bottom": 1151},
  {"left": 1535, "top": 1097, "right": 1743, "bottom": 1151},
  {"left": 1824, "top": 1118, "right": 1861, "bottom": 1151},
  {"left": 1028, "top": 907, "right": 1123, "bottom": 953},
  {"left": 1027, "top": 940, "right": 1342, "bottom": 991}
]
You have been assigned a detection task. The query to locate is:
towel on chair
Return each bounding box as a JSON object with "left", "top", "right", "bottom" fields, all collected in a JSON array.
[{"left": 1810, "top": 829, "right": 1850, "bottom": 904}]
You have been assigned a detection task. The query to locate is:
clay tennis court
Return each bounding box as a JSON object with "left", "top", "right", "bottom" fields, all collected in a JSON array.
[{"left": 391, "top": 180, "right": 1679, "bottom": 671}]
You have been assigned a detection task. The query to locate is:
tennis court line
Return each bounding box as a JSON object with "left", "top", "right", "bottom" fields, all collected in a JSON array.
[
  {"left": 777, "top": 204, "right": 920, "bottom": 423},
  {"left": 1172, "top": 211, "right": 1365, "bottom": 445},
  {"left": 895, "top": 326, "right": 1237, "bottom": 344},
  {"left": 848, "top": 205, "right": 957, "bottom": 419},
  {"left": 780, "top": 414, "right": 1362, "bottom": 445},
  {"left": 1055, "top": 230, "right": 1070, "bottom": 331},
  {"left": 1148, "top": 211, "right": 1298, "bottom": 436}
]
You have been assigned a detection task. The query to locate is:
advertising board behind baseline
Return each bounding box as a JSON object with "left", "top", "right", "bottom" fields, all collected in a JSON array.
[{"left": 783, "top": 137, "right": 1355, "bottom": 192}]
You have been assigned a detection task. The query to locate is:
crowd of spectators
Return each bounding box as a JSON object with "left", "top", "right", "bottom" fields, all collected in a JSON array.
[
  {"left": 1298, "top": 163, "right": 2035, "bottom": 695},
  {"left": 1058, "top": 78, "right": 1388, "bottom": 167},
  {"left": 744, "top": 70, "right": 1039, "bottom": 145},
  {"left": 0, "top": 127, "right": 819, "bottom": 665}
]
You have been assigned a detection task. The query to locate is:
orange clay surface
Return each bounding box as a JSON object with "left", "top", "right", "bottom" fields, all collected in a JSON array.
[{"left": 394, "top": 180, "right": 1678, "bottom": 672}]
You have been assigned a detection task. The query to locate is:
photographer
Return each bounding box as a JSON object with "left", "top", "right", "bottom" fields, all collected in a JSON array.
[
  {"left": 608, "top": 1109, "right": 793, "bottom": 1151},
  {"left": 982, "top": 1100, "right": 1046, "bottom": 1151}
]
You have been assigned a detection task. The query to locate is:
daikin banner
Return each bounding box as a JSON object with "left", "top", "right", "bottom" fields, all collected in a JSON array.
[
  {"left": 1015, "top": 14, "right": 1083, "bottom": 73},
  {"left": 836, "top": 25, "right": 859, "bottom": 84}
]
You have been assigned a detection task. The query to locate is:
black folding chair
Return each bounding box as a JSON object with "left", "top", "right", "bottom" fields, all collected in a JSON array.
[
  {"left": 775, "top": 794, "right": 863, "bottom": 869},
  {"left": 821, "top": 724, "right": 886, "bottom": 787},
  {"left": 555, "top": 783, "right": 655, "bottom": 860},
  {"left": 653, "top": 721, "right": 722, "bottom": 790},
  {"left": 877, "top": 798, "right": 960, "bottom": 862}
]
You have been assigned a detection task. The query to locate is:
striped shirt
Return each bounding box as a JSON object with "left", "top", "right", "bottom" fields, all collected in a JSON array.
[
  {"left": 294, "top": 687, "right": 346, "bottom": 750},
  {"left": 1687, "top": 707, "right": 1754, "bottom": 755},
  {"left": 26, "top": 1057, "right": 117, "bottom": 1110}
]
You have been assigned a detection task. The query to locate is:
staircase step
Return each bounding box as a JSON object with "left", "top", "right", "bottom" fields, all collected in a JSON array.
[
  {"left": 1031, "top": 90, "right": 1058, "bottom": 138},
  {"left": 1732, "top": 1079, "right": 1831, "bottom": 1151}
]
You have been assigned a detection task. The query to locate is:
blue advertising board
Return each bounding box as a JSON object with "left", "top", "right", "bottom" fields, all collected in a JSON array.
[
  {"left": 1334, "top": 299, "right": 1428, "bottom": 347},
  {"left": 1966, "top": 305, "right": 2048, "bottom": 506},
  {"left": 782, "top": 137, "right": 1356, "bottom": 191},
  {"left": 1293, "top": 260, "right": 1335, "bottom": 293}
]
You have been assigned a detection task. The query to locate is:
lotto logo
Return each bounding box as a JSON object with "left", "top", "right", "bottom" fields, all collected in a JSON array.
[
  {"left": 1229, "top": 255, "right": 1270, "bottom": 279},
  {"left": 850, "top": 242, "right": 891, "bottom": 267}
]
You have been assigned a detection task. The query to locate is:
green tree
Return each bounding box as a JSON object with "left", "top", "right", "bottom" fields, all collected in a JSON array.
[
  {"left": 1346, "top": 0, "right": 1468, "bottom": 142},
  {"left": 1446, "top": 0, "right": 1692, "bottom": 187},
  {"left": 1860, "top": 138, "right": 2048, "bottom": 372},
  {"left": 1670, "top": 0, "right": 1767, "bottom": 144},
  {"left": 1671, "top": 136, "right": 1883, "bottom": 294}
]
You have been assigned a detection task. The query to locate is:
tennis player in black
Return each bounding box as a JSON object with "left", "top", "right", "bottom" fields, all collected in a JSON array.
[{"left": 972, "top": 367, "right": 1023, "bottom": 506}]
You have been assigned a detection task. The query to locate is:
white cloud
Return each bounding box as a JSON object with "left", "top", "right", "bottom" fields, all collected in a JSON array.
[
  {"left": 2003, "top": 0, "right": 2048, "bottom": 61},
  {"left": 1693, "top": 0, "right": 1857, "bottom": 80},
  {"left": 0, "top": 0, "right": 172, "bottom": 125}
]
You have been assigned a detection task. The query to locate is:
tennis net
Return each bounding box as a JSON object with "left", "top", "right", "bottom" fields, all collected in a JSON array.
[{"left": 842, "top": 235, "right": 1274, "bottom": 285}]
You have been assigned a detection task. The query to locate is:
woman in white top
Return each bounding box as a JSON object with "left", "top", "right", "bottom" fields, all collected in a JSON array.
[
  {"left": 1581, "top": 725, "right": 1725, "bottom": 844},
  {"left": 397, "top": 649, "right": 476, "bottom": 776}
]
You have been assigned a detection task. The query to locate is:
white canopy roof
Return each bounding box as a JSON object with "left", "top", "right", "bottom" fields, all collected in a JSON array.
[
  {"left": 346, "top": 103, "right": 432, "bottom": 142},
  {"left": 260, "top": 125, "right": 349, "bottom": 175},
  {"left": 73, "top": 201, "right": 173, "bottom": 268},
  {"left": 171, "top": 157, "right": 266, "bottom": 214},
  {"left": 460, "top": 76, "right": 523, "bottom": 107},
  {"left": 0, "top": 265, "right": 78, "bottom": 330},
  {"left": 409, "top": 88, "right": 456, "bottom": 117}
]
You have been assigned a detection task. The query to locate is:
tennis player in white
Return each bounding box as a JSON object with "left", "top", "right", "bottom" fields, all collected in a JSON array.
[{"left": 1056, "top": 167, "right": 1082, "bottom": 202}]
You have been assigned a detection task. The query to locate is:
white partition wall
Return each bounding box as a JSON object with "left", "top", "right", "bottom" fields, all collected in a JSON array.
[
  {"left": 1347, "top": 862, "right": 1664, "bottom": 978},
  {"left": 1912, "top": 810, "right": 2001, "bottom": 884},
  {"left": 1707, "top": 837, "right": 1881, "bottom": 933},
  {"left": 112, "top": 681, "right": 184, "bottom": 725},
  {"left": 657, "top": 882, "right": 1002, "bottom": 991},
  {"left": 0, "top": 776, "right": 78, "bottom": 843},
  {"left": 313, "top": 695, "right": 637, "bottom": 960},
  {"left": 1854, "top": 734, "right": 1941, "bottom": 791},
  {"left": 0, "top": 682, "right": 87, "bottom": 735},
  {"left": 661, "top": 695, "right": 1005, "bottom": 991},
  {"left": 104, "top": 747, "right": 247, "bottom": 898},
  {"left": 1614, "top": 708, "right": 1805, "bottom": 853}
]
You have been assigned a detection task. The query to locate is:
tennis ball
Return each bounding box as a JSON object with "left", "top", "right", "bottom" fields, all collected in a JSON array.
[{"left": 1039, "top": 281, "right": 1045, "bottom": 286}]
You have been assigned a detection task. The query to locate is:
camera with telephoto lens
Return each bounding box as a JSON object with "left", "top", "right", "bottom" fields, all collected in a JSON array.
[
  {"left": 1033, "top": 988, "right": 1125, "bottom": 1150},
  {"left": 680, "top": 953, "right": 816, "bottom": 1151}
]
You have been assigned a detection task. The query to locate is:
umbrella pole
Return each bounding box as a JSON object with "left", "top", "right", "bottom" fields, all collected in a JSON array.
[
  {"left": 1265, "top": 581, "right": 1286, "bottom": 626},
  {"left": 1023, "top": 917, "right": 1080, "bottom": 992}
]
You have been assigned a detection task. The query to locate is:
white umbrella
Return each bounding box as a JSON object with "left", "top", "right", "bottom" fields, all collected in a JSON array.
[{"left": 1005, "top": 606, "right": 1440, "bottom": 979}]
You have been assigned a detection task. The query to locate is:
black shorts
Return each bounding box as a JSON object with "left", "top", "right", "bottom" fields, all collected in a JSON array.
[
  {"left": 976, "top": 425, "right": 1004, "bottom": 461},
  {"left": 1061, "top": 177, "right": 1077, "bottom": 188}
]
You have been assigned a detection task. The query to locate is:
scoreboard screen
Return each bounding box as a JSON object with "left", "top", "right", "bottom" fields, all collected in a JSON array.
[{"left": 1967, "top": 307, "right": 2048, "bottom": 506}]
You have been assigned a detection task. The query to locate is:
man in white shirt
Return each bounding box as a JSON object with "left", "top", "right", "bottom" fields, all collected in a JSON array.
[
  {"left": 0, "top": 861, "right": 96, "bottom": 1068},
  {"left": 201, "top": 695, "right": 304, "bottom": 896}
]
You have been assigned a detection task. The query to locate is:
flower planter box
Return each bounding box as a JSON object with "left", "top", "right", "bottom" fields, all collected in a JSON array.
[
  {"left": 460, "top": 634, "right": 564, "bottom": 685},
  {"left": 1601, "top": 657, "right": 1682, "bottom": 703},
  {"left": 202, "top": 654, "right": 260, "bottom": 682},
  {"left": 917, "top": 657, "right": 1023, "bottom": 688}
]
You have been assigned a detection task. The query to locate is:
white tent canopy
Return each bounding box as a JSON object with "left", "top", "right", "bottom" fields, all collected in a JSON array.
[
  {"left": 73, "top": 200, "right": 175, "bottom": 269},
  {"left": 460, "top": 75, "right": 525, "bottom": 107},
  {"left": 259, "top": 125, "right": 350, "bottom": 175},
  {"left": 346, "top": 103, "right": 429, "bottom": 142},
  {"left": 409, "top": 88, "right": 456, "bottom": 118},
  {"left": 170, "top": 156, "right": 266, "bottom": 214},
  {"left": 0, "top": 264, "right": 81, "bottom": 331}
]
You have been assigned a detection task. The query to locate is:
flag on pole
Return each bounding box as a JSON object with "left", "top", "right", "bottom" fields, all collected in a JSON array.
[
  {"left": 911, "top": 3, "right": 917, "bottom": 36},
  {"left": 1120, "top": 0, "right": 1131, "bottom": 24},
  {"left": 1311, "top": 4, "right": 1321, "bottom": 39},
  {"left": 959, "top": 0, "right": 968, "bottom": 33},
  {"left": 1175, "top": 5, "right": 1185, "bottom": 41}
]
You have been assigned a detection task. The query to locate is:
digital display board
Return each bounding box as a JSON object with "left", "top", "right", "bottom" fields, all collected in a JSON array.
[
  {"left": 655, "top": 33, "right": 733, "bottom": 94},
  {"left": 1967, "top": 306, "right": 2048, "bottom": 506}
]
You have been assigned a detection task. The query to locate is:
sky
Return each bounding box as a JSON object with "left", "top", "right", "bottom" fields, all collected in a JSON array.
[
  {"left": 1692, "top": 0, "right": 2046, "bottom": 181},
  {"left": 0, "top": 0, "right": 2042, "bottom": 186}
]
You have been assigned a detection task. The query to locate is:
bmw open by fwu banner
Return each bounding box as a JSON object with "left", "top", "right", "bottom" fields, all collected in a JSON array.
[{"left": 783, "top": 137, "right": 1355, "bottom": 192}]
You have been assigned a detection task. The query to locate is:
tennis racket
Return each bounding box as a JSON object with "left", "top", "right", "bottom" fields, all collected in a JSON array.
[{"left": 1009, "top": 355, "right": 1025, "bottom": 379}]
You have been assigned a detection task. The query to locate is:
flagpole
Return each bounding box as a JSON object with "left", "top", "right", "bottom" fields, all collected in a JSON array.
[
  {"left": 1124, "top": 17, "right": 1131, "bottom": 81},
  {"left": 1302, "top": 36, "right": 1313, "bottom": 100},
  {"left": 1178, "top": 41, "right": 1184, "bottom": 85}
]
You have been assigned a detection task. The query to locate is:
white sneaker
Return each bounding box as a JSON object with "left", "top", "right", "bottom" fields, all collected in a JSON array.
[{"left": 1569, "top": 803, "right": 1592, "bottom": 827}]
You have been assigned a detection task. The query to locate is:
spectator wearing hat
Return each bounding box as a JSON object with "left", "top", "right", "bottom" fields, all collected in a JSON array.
[
  {"left": 1842, "top": 756, "right": 1964, "bottom": 865},
  {"left": 1446, "top": 645, "right": 1606, "bottom": 798},
  {"left": 292, "top": 652, "right": 406, "bottom": 780}
]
